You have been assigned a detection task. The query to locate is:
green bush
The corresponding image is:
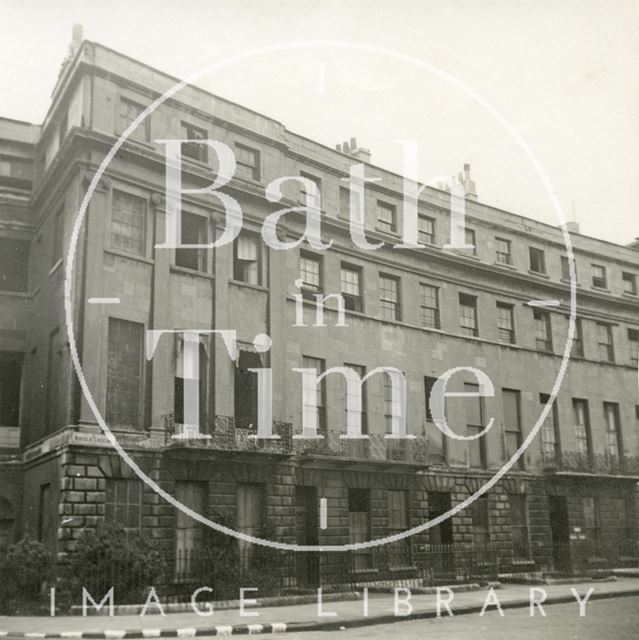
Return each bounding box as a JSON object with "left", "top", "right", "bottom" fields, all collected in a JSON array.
[
  {"left": 65, "top": 523, "right": 165, "bottom": 604},
  {"left": 199, "top": 519, "right": 283, "bottom": 599},
  {"left": 0, "top": 536, "right": 51, "bottom": 614}
]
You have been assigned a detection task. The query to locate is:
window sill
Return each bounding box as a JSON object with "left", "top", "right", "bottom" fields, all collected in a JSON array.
[
  {"left": 351, "top": 567, "right": 379, "bottom": 575},
  {"left": 104, "top": 248, "right": 153, "bottom": 265},
  {"left": 170, "top": 265, "right": 215, "bottom": 280},
  {"left": 116, "top": 135, "right": 155, "bottom": 153},
  {"left": 494, "top": 261, "right": 517, "bottom": 270},
  {"left": 511, "top": 559, "right": 536, "bottom": 566},
  {"left": 622, "top": 292, "right": 638, "bottom": 299},
  {"left": 229, "top": 279, "right": 268, "bottom": 292},
  {"left": 528, "top": 269, "right": 549, "bottom": 279},
  {"left": 0, "top": 289, "right": 30, "bottom": 298},
  {"left": 591, "top": 286, "right": 610, "bottom": 293}
]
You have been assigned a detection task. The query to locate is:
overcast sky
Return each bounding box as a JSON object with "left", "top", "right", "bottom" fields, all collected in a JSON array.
[{"left": 1, "top": 0, "right": 637, "bottom": 246}]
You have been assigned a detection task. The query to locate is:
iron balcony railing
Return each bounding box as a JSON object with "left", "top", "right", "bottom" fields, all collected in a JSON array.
[
  {"left": 540, "top": 449, "right": 639, "bottom": 476},
  {"left": 163, "top": 415, "right": 430, "bottom": 464}
]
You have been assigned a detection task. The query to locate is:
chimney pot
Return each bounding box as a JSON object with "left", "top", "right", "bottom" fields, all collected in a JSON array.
[
  {"left": 72, "top": 24, "right": 83, "bottom": 45},
  {"left": 350, "top": 137, "right": 357, "bottom": 151}
]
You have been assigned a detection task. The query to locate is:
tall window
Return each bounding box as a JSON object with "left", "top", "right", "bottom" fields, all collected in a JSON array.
[
  {"left": 180, "top": 122, "right": 208, "bottom": 163},
  {"left": 339, "top": 186, "right": 361, "bottom": 221},
  {"left": 174, "top": 337, "right": 208, "bottom": 432},
  {"left": 582, "top": 497, "right": 600, "bottom": 549},
  {"left": 234, "top": 348, "right": 263, "bottom": 430},
  {"left": 611, "top": 497, "right": 634, "bottom": 546},
  {"left": 106, "top": 318, "right": 144, "bottom": 430},
  {"left": 496, "top": 302, "right": 515, "bottom": 344},
  {"left": 0, "top": 154, "right": 33, "bottom": 185},
  {"left": 509, "top": 495, "right": 529, "bottom": 559},
  {"left": 573, "top": 399, "right": 591, "bottom": 458},
  {"left": 383, "top": 374, "right": 403, "bottom": 434},
  {"left": 340, "top": 264, "right": 363, "bottom": 312},
  {"left": 45, "top": 327, "right": 64, "bottom": 433},
  {"left": 0, "top": 237, "right": 29, "bottom": 292},
  {"left": 424, "top": 377, "right": 437, "bottom": 423},
  {"left": 387, "top": 490, "right": 410, "bottom": 565},
  {"left": 418, "top": 216, "right": 435, "bottom": 245},
  {"left": 111, "top": 190, "right": 146, "bottom": 256},
  {"left": 495, "top": 238, "right": 511, "bottom": 265},
  {"left": 560, "top": 255, "right": 572, "bottom": 281},
  {"left": 237, "top": 484, "right": 265, "bottom": 570},
  {"left": 379, "top": 274, "right": 401, "bottom": 321},
  {"left": 233, "top": 233, "right": 261, "bottom": 285},
  {"left": 603, "top": 402, "right": 622, "bottom": 461},
  {"left": 376, "top": 201, "right": 397, "bottom": 234},
  {"left": 533, "top": 309, "right": 552, "bottom": 352},
  {"left": 529, "top": 247, "right": 546, "bottom": 274},
  {"left": 299, "top": 252, "right": 322, "bottom": 297},
  {"left": 459, "top": 293, "right": 478, "bottom": 337},
  {"left": 470, "top": 495, "right": 490, "bottom": 547},
  {"left": 425, "top": 376, "right": 446, "bottom": 464},
  {"left": 38, "top": 484, "right": 52, "bottom": 544},
  {"left": 465, "top": 228, "right": 476, "bottom": 254},
  {"left": 339, "top": 186, "right": 350, "bottom": 220},
  {"left": 118, "top": 98, "right": 149, "bottom": 142},
  {"left": 344, "top": 363, "right": 367, "bottom": 434},
  {"left": 51, "top": 208, "right": 64, "bottom": 268},
  {"left": 300, "top": 171, "right": 322, "bottom": 208},
  {"left": 419, "top": 284, "right": 440, "bottom": 329},
  {"left": 622, "top": 272, "right": 637, "bottom": 295},
  {"left": 302, "top": 356, "right": 326, "bottom": 434},
  {"left": 175, "top": 482, "right": 205, "bottom": 578},
  {"left": 175, "top": 213, "right": 207, "bottom": 272},
  {"left": 503, "top": 389, "right": 522, "bottom": 467},
  {"left": 348, "top": 489, "right": 372, "bottom": 569},
  {"left": 628, "top": 328, "right": 639, "bottom": 367},
  {"left": 0, "top": 351, "right": 23, "bottom": 428},
  {"left": 540, "top": 393, "right": 560, "bottom": 460},
  {"left": 465, "top": 382, "right": 486, "bottom": 468},
  {"left": 105, "top": 479, "right": 142, "bottom": 537},
  {"left": 572, "top": 318, "right": 585, "bottom": 358},
  {"left": 234, "top": 143, "right": 260, "bottom": 181},
  {"left": 591, "top": 264, "right": 607, "bottom": 289},
  {"left": 596, "top": 323, "right": 614, "bottom": 362}
]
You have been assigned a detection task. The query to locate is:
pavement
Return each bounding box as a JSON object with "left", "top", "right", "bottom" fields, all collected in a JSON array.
[{"left": 1, "top": 578, "right": 639, "bottom": 637}]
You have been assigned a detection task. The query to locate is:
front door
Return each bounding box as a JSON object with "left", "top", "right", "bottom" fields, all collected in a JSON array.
[
  {"left": 549, "top": 495, "right": 571, "bottom": 572},
  {"left": 428, "top": 492, "right": 454, "bottom": 577},
  {"left": 295, "top": 486, "right": 319, "bottom": 587}
]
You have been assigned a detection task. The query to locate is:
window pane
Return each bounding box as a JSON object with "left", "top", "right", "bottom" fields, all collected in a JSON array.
[
  {"left": 111, "top": 191, "right": 146, "bottom": 256},
  {"left": 419, "top": 284, "right": 440, "bottom": 328},
  {"left": 106, "top": 318, "right": 144, "bottom": 429}
]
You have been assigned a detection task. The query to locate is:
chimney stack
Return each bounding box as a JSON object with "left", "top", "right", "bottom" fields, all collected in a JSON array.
[
  {"left": 72, "top": 24, "right": 83, "bottom": 47},
  {"left": 458, "top": 163, "right": 477, "bottom": 200},
  {"left": 336, "top": 137, "right": 371, "bottom": 163},
  {"left": 564, "top": 221, "right": 580, "bottom": 234}
]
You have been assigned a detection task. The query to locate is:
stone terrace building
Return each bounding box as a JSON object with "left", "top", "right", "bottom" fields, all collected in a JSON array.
[{"left": 1, "top": 34, "right": 638, "bottom": 590}]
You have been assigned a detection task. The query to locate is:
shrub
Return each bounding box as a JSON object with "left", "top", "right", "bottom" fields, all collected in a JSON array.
[
  {"left": 64, "top": 523, "right": 165, "bottom": 604},
  {"left": 0, "top": 536, "right": 51, "bottom": 614}
]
